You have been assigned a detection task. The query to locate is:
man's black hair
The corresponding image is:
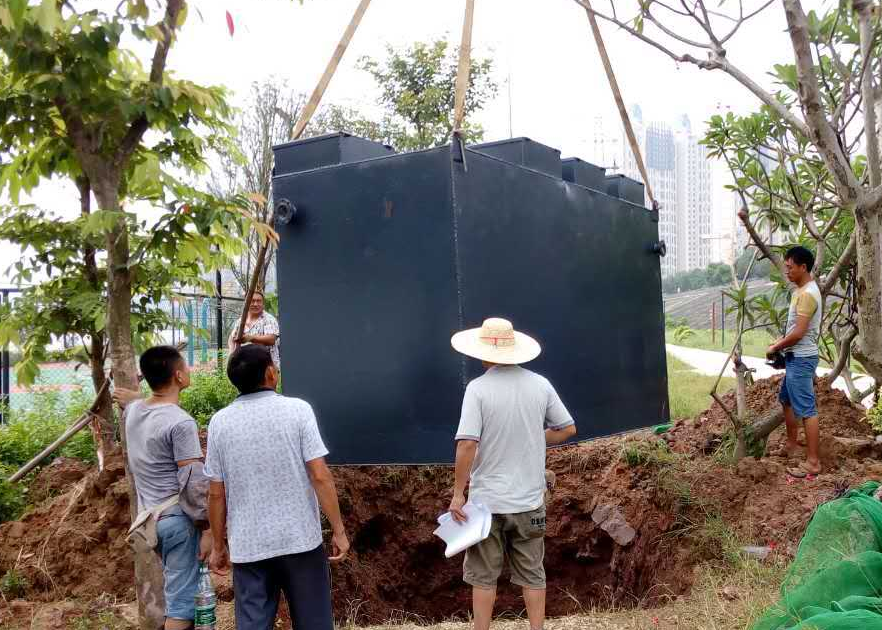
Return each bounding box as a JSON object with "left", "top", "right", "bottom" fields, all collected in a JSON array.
[
  {"left": 784, "top": 245, "right": 815, "bottom": 273},
  {"left": 227, "top": 344, "right": 274, "bottom": 395},
  {"left": 139, "top": 345, "right": 185, "bottom": 391}
]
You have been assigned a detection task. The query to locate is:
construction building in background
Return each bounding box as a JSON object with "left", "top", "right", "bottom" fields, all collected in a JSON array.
[
  {"left": 592, "top": 109, "right": 714, "bottom": 277},
  {"left": 711, "top": 152, "right": 785, "bottom": 265},
  {"left": 675, "top": 115, "right": 712, "bottom": 272}
]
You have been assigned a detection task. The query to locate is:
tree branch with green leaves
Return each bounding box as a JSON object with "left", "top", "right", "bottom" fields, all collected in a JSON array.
[{"left": 0, "top": 1, "right": 258, "bottom": 625}]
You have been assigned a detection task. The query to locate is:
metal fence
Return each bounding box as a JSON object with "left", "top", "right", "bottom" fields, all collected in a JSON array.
[
  {"left": 162, "top": 293, "right": 245, "bottom": 370},
  {"left": 0, "top": 288, "right": 17, "bottom": 419},
  {"left": 0, "top": 290, "right": 247, "bottom": 418}
]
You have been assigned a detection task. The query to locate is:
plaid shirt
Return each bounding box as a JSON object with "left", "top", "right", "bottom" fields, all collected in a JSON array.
[{"left": 229, "top": 311, "right": 281, "bottom": 367}]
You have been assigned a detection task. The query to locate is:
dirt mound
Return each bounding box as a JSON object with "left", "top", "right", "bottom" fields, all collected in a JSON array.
[
  {"left": 28, "top": 458, "right": 91, "bottom": 505},
  {"left": 670, "top": 375, "right": 873, "bottom": 457},
  {"left": 811, "top": 381, "right": 874, "bottom": 437},
  {"left": 1, "top": 441, "right": 689, "bottom": 624},
  {"left": 1, "top": 375, "right": 879, "bottom": 626},
  {"left": 657, "top": 375, "right": 881, "bottom": 551},
  {"left": 0, "top": 451, "right": 133, "bottom": 602}
]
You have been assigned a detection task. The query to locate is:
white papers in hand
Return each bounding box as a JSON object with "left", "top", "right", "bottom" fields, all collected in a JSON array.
[{"left": 433, "top": 502, "right": 492, "bottom": 558}]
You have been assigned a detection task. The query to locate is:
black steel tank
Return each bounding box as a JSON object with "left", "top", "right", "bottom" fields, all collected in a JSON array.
[{"left": 271, "top": 132, "right": 668, "bottom": 464}]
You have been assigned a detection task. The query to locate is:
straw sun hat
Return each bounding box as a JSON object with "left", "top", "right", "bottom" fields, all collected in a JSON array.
[{"left": 451, "top": 317, "right": 541, "bottom": 365}]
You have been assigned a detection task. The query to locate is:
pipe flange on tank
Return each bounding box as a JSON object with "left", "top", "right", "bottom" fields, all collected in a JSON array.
[
  {"left": 653, "top": 240, "right": 667, "bottom": 257},
  {"left": 275, "top": 199, "right": 297, "bottom": 225}
]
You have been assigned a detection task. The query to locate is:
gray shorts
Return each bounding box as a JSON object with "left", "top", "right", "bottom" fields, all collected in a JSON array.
[{"left": 463, "top": 506, "right": 547, "bottom": 589}]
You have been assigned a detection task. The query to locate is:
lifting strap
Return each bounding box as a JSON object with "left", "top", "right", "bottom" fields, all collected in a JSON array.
[
  {"left": 452, "top": 0, "right": 476, "bottom": 134},
  {"left": 451, "top": 0, "right": 476, "bottom": 170},
  {"left": 291, "top": 0, "right": 374, "bottom": 140},
  {"left": 580, "top": 0, "right": 658, "bottom": 210}
]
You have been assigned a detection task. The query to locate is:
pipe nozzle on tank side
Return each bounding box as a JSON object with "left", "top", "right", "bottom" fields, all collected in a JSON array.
[{"left": 275, "top": 199, "right": 297, "bottom": 225}]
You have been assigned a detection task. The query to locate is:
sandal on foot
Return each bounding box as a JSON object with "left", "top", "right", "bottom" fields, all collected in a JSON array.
[
  {"left": 787, "top": 465, "right": 819, "bottom": 480},
  {"left": 770, "top": 447, "right": 802, "bottom": 458}
]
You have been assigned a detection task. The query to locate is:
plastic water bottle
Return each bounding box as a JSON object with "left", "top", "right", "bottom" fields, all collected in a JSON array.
[
  {"left": 194, "top": 563, "right": 216, "bottom": 630},
  {"left": 741, "top": 545, "right": 772, "bottom": 560}
]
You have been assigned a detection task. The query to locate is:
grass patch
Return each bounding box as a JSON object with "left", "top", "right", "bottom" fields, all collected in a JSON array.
[
  {"left": 667, "top": 353, "right": 735, "bottom": 420},
  {"left": 669, "top": 512, "right": 744, "bottom": 566},
  {"left": 666, "top": 328, "right": 773, "bottom": 359},
  {"left": 178, "top": 368, "right": 239, "bottom": 427},
  {"left": 0, "top": 464, "right": 27, "bottom": 523},
  {"left": 667, "top": 328, "right": 864, "bottom": 374},
  {"left": 0, "top": 568, "right": 28, "bottom": 599},
  {"left": 621, "top": 439, "right": 678, "bottom": 469},
  {"left": 68, "top": 611, "right": 131, "bottom": 630},
  {"left": 0, "top": 391, "right": 96, "bottom": 468}
]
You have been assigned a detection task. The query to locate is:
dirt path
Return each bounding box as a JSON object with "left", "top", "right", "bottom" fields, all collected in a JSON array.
[{"left": 666, "top": 343, "right": 876, "bottom": 408}]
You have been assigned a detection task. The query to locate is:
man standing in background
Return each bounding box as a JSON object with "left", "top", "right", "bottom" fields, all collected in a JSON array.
[
  {"left": 767, "top": 246, "right": 823, "bottom": 479},
  {"left": 228, "top": 290, "right": 281, "bottom": 370}
]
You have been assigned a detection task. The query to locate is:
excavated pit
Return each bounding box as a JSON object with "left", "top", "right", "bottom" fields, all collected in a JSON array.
[
  {"left": 1, "top": 378, "right": 879, "bottom": 626},
  {"left": 0, "top": 445, "right": 691, "bottom": 625}
]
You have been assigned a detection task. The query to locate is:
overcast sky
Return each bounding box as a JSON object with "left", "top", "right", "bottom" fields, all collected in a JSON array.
[
  {"left": 1, "top": 0, "right": 832, "bottom": 284},
  {"left": 172, "top": 0, "right": 805, "bottom": 149}
]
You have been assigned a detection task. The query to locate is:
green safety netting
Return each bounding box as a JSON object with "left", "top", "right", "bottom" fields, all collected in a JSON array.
[{"left": 753, "top": 481, "right": 882, "bottom": 630}]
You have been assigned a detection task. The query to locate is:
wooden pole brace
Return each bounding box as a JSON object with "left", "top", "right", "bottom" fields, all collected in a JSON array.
[
  {"left": 452, "top": 0, "right": 476, "bottom": 134},
  {"left": 581, "top": 0, "right": 658, "bottom": 209},
  {"left": 8, "top": 380, "right": 110, "bottom": 484},
  {"left": 291, "top": 0, "right": 374, "bottom": 140}
]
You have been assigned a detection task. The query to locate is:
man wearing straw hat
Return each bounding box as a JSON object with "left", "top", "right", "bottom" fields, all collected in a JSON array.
[{"left": 449, "top": 317, "right": 577, "bottom": 630}]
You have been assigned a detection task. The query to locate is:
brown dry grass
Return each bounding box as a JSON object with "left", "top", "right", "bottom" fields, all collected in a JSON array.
[{"left": 210, "top": 558, "right": 784, "bottom": 630}]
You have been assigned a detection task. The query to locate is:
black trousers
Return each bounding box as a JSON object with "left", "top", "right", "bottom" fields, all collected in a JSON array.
[{"left": 232, "top": 544, "right": 333, "bottom": 630}]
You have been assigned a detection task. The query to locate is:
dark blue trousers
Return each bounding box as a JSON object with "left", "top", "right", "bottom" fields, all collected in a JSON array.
[{"left": 232, "top": 544, "right": 332, "bottom": 630}]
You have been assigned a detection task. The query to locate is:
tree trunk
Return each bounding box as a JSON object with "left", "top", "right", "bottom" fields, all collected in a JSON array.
[
  {"left": 77, "top": 176, "right": 116, "bottom": 450},
  {"left": 89, "top": 334, "right": 115, "bottom": 446},
  {"left": 853, "top": 208, "right": 882, "bottom": 382},
  {"left": 732, "top": 352, "right": 750, "bottom": 460},
  {"left": 68, "top": 1, "right": 185, "bottom": 625},
  {"left": 93, "top": 175, "right": 166, "bottom": 630},
  {"left": 841, "top": 368, "right": 865, "bottom": 404},
  {"left": 747, "top": 407, "right": 786, "bottom": 442}
]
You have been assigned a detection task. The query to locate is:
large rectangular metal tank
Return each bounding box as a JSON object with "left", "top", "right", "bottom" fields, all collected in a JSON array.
[{"left": 271, "top": 133, "right": 669, "bottom": 465}]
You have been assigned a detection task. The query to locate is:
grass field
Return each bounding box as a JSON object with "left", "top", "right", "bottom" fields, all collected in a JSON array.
[
  {"left": 666, "top": 328, "right": 866, "bottom": 374},
  {"left": 667, "top": 353, "right": 735, "bottom": 420},
  {"left": 666, "top": 328, "right": 773, "bottom": 360}
]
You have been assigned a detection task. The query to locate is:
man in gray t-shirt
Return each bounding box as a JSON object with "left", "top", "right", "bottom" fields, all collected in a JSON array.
[
  {"left": 449, "top": 318, "right": 577, "bottom": 630},
  {"left": 126, "top": 400, "right": 202, "bottom": 512},
  {"left": 119, "top": 346, "right": 211, "bottom": 630},
  {"left": 206, "top": 344, "right": 349, "bottom": 630}
]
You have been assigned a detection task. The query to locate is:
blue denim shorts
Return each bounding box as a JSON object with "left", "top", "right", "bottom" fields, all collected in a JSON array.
[
  {"left": 778, "top": 354, "right": 819, "bottom": 419},
  {"left": 156, "top": 505, "right": 201, "bottom": 620}
]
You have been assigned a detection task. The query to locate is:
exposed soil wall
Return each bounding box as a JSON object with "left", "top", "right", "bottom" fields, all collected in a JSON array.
[{"left": 1, "top": 377, "right": 879, "bottom": 625}]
